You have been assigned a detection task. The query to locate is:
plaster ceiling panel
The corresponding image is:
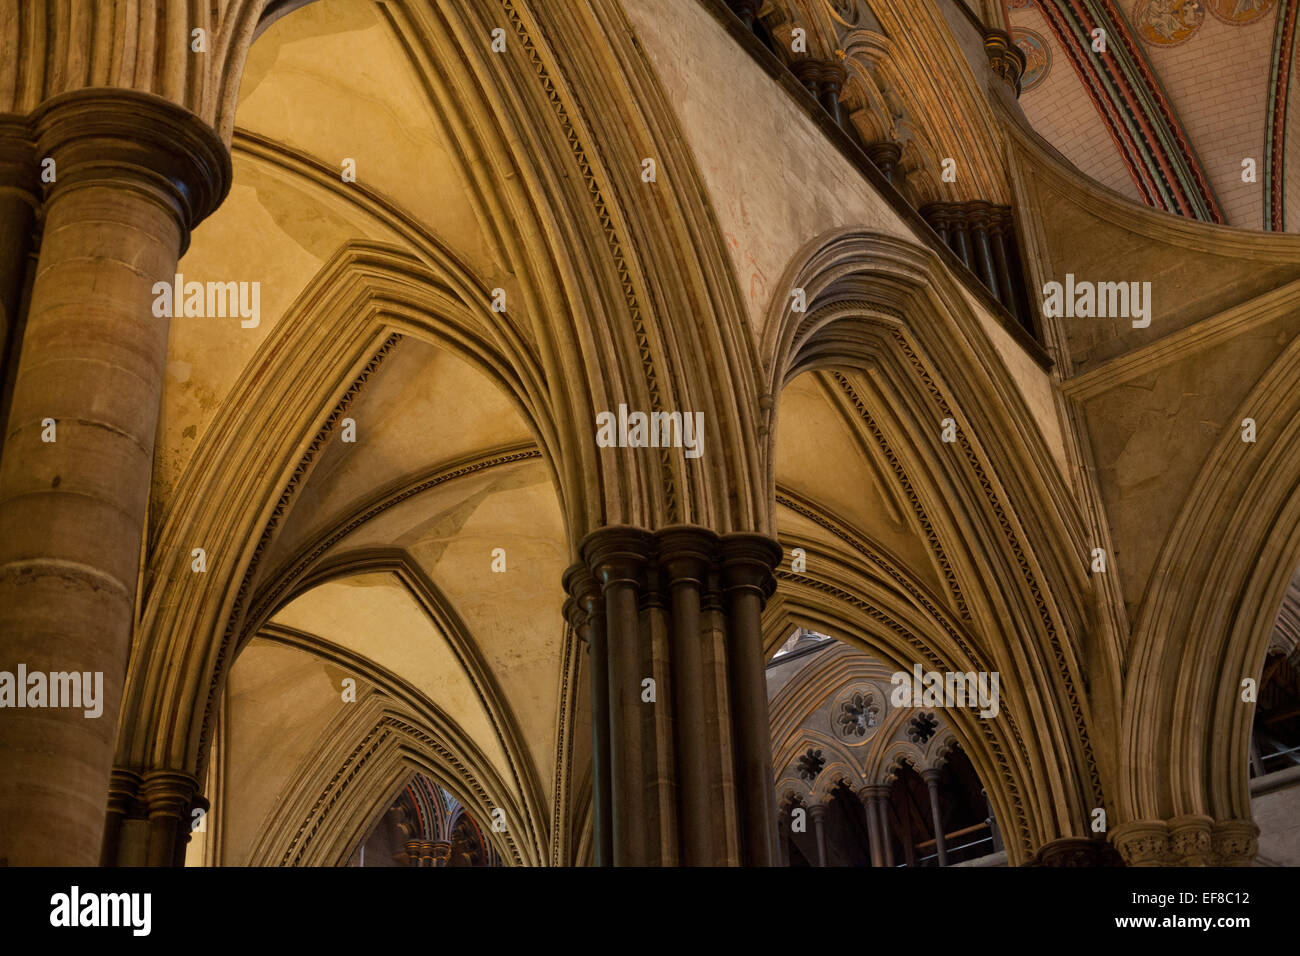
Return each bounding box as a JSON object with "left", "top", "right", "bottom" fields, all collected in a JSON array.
[
  {"left": 262, "top": 337, "right": 535, "bottom": 574},
  {"left": 155, "top": 157, "right": 402, "bottom": 526},
  {"left": 236, "top": 0, "right": 499, "bottom": 279},
  {"left": 270, "top": 571, "right": 515, "bottom": 789},
  {"left": 317, "top": 458, "right": 567, "bottom": 789},
  {"left": 776, "top": 371, "right": 943, "bottom": 595},
  {"left": 1081, "top": 309, "right": 1300, "bottom": 620},
  {"left": 220, "top": 638, "right": 351, "bottom": 865}
]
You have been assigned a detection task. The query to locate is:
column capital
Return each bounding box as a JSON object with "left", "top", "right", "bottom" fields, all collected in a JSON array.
[
  {"left": 1110, "top": 818, "right": 1261, "bottom": 866},
  {"left": 1210, "top": 819, "right": 1259, "bottom": 867},
  {"left": 983, "top": 30, "right": 1026, "bottom": 97},
  {"left": 1168, "top": 814, "right": 1215, "bottom": 866},
  {"left": 964, "top": 200, "right": 995, "bottom": 230},
  {"left": 807, "top": 802, "right": 828, "bottom": 821},
  {"left": 431, "top": 840, "right": 453, "bottom": 865},
  {"left": 580, "top": 525, "right": 654, "bottom": 588},
  {"left": 106, "top": 768, "right": 144, "bottom": 815},
  {"left": 817, "top": 60, "right": 847, "bottom": 91},
  {"left": 32, "top": 88, "right": 231, "bottom": 253},
  {"left": 1030, "top": 836, "right": 1120, "bottom": 867},
  {"left": 657, "top": 525, "right": 720, "bottom": 585},
  {"left": 0, "top": 115, "right": 39, "bottom": 207},
  {"left": 919, "top": 201, "right": 956, "bottom": 230},
  {"left": 719, "top": 533, "right": 782, "bottom": 596},
  {"left": 860, "top": 783, "right": 891, "bottom": 801},
  {"left": 920, "top": 767, "right": 944, "bottom": 786},
  {"left": 725, "top": 0, "right": 762, "bottom": 30},
  {"left": 989, "top": 205, "right": 1016, "bottom": 232},
  {"left": 1110, "top": 821, "right": 1170, "bottom": 866},
  {"left": 864, "top": 141, "right": 902, "bottom": 173},
  {"left": 562, "top": 564, "right": 600, "bottom": 635},
  {"left": 139, "top": 769, "right": 200, "bottom": 820},
  {"left": 792, "top": 58, "right": 822, "bottom": 96},
  {"left": 405, "top": 839, "right": 422, "bottom": 865}
]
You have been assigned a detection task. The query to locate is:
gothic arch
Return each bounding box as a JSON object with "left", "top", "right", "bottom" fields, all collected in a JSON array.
[
  {"left": 764, "top": 549, "right": 1036, "bottom": 862},
  {"left": 233, "top": 639, "right": 535, "bottom": 866},
  {"left": 1121, "top": 331, "right": 1300, "bottom": 843},
  {"left": 761, "top": 227, "right": 1108, "bottom": 862},
  {"left": 255, "top": 549, "right": 554, "bottom": 853},
  {"left": 118, "top": 241, "right": 557, "bottom": 779}
]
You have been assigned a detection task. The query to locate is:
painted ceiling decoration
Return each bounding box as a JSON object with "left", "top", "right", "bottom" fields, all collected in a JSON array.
[
  {"left": 1265, "top": 0, "right": 1296, "bottom": 229},
  {"left": 1029, "top": 0, "right": 1226, "bottom": 221},
  {"left": 1012, "top": 27, "right": 1052, "bottom": 91},
  {"left": 1010, "top": 0, "right": 1296, "bottom": 231}
]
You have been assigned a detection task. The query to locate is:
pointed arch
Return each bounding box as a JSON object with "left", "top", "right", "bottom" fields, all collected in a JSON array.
[
  {"left": 1124, "top": 332, "right": 1300, "bottom": 830},
  {"left": 762, "top": 227, "right": 1109, "bottom": 862},
  {"left": 119, "top": 240, "right": 562, "bottom": 779}
]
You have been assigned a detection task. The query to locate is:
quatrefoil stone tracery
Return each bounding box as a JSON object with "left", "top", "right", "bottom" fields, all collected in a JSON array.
[{"left": 837, "top": 691, "right": 880, "bottom": 737}]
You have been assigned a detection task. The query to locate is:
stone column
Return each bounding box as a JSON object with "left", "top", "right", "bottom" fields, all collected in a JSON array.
[
  {"left": 564, "top": 569, "right": 612, "bottom": 867},
  {"left": 0, "top": 117, "right": 38, "bottom": 449},
  {"left": 726, "top": 0, "right": 762, "bottom": 30},
  {"left": 865, "top": 142, "right": 903, "bottom": 187},
  {"left": 0, "top": 89, "right": 229, "bottom": 867},
  {"left": 659, "top": 527, "right": 715, "bottom": 867},
  {"left": 866, "top": 783, "right": 895, "bottom": 867},
  {"left": 922, "top": 768, "right": 949, "bottom": 867},
  {"left": 721, "top": 534, "right": 783, "bottom": 867},
  {"left": 899, "top": 799, "right": 916, "bottom": 867},
  {"left": 793, "top": 60, "right": 847, "bottom": 128},
  {"left": 967, "top": 201, "right": 1002, "bottom": 303},
  {"left": 793, "top": 59, "right": 822, "bottom": 100},
  {"left": 988, "top": 207, "right": 1027, "bottom": 330},
  {"left": 100, "top": 769, "right": 143, "bottom": 867},
  {"left": 818, "top": 62, "right": 847, "bottom": 128},
  {"left": 809, "top": 802, "right": 828, "bottom": 867},
  {"left": 949, "top": 215, "right": 973, "bottom": 272},
  {"left": 858, "top": 787, "right": 883, "bottom": 867},
  {"left": 983, "top": 788, "right": 1003, "bottom": 853},
  {"left": 567, "top": 526, "right": 780, "bottom": 866},
  {"left": 585, "top": 528, "right": 653, "bottom": 867},
  {"left": 140, "top": 770, "right": 201, "bottom": 868}
]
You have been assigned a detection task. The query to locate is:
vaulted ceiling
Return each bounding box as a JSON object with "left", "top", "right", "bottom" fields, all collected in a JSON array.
[{"left": 1004, "top": 0, "right": 1297, "bottom": 230}]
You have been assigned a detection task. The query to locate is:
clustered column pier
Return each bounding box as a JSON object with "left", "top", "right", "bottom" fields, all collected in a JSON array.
[{"left": 564, "top": 526, "right": 783, "bottom": 866}]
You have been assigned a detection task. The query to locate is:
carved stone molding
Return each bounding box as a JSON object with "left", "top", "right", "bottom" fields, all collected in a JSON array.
[
  {"left": 983, "top": 30, "right": 1027, "bottom": 97},
  {"left": 32, "top": 88, "right": 231, "bottom": 253},
  {"left": 1028, "top": 836, "right": 1121, "bottom": 867},
  {"left": 1111, "top": 817, "right": 1259, "bottom": 866}
]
